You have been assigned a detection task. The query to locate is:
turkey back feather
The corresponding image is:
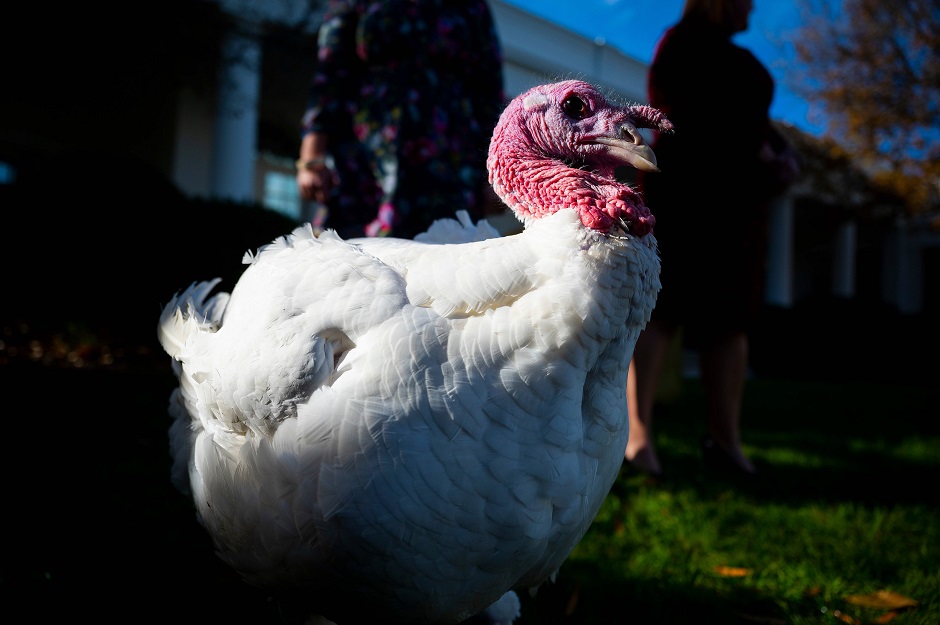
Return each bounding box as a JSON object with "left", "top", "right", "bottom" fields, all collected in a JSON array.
[{"left": 158, "top": 80, "right": 667, "bottom": 624}]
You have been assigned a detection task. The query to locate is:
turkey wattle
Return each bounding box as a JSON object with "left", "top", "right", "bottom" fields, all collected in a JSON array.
[{"left": 158, "top": 79, "right": 672, "bottom": 624}]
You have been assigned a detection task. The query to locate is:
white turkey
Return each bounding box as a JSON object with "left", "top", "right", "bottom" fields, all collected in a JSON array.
[{"left": 158, "top": 79, "right": 673, "bottom": 624}]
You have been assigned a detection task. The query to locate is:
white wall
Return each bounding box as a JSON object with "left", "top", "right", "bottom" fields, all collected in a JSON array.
[{"left": 489, "top": 0, "right": 648, "bottom": 102}]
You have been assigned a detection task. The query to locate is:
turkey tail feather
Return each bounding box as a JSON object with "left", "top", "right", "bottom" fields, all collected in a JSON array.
[{"left": 157, "top": 278, "right": 227, "bottom": 358}]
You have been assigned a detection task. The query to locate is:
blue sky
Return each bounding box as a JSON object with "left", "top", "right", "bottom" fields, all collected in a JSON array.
[{"left": 502, "top": 0, "right": 822, "bottom": 135}]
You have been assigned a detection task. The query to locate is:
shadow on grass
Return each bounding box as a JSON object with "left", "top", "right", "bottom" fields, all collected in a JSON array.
[
  {"left": 518, "top": 559, "right": 785, "bottom": 625},
  {"left": 2, "top": 359, "right": 936, "bottom": 622}
]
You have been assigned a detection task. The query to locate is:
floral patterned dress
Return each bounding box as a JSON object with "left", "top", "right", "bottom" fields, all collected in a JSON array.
[{"left": 301, "top": 0, "right": 505, "bottom": 239}]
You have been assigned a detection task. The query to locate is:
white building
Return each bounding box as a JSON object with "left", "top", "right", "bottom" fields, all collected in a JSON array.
[{"left": 3, "top": 0, "right": 931, "bottom": 318}]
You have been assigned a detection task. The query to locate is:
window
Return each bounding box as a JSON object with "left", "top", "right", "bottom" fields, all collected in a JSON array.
[{"left": 263, "top": 170, "right": 301, "bottom": 220}]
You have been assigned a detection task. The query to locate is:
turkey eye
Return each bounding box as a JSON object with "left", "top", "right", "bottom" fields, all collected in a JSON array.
[{"left": 562, "top": 95, "right": 590, "bottom": 119}]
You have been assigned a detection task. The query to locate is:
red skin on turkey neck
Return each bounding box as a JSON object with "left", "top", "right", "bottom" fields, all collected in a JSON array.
[{"left": 487, "top": 80, "right": 673, "bottom": 237}]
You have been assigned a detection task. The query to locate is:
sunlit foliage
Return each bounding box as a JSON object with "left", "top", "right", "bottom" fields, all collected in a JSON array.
[{"left": 791, "top": 0, "right": 940, "bottom": 215}]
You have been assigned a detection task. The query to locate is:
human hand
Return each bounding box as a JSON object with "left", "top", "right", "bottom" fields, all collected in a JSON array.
[{"left": 297, "top": 162, "right": 336, "bottom": 204}]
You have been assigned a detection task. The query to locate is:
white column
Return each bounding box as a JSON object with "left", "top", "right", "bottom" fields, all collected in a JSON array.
[
  {"left": 764, "top": 195, "right": 794, "bottom": 308},
  {"left": 831, "top": 220, "right": 857, "bottom": 298},
  {"left": 211, "top": 24, "right": 261, "bottom": 203}
]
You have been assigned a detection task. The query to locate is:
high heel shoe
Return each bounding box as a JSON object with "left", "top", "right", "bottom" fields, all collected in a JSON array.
[{"left": 701, "top": 436, "right": 758, "bottom": 477}]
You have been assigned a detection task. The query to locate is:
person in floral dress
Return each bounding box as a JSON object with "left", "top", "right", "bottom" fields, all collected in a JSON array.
[{"left": 296, "top": 0, "right": 506, "bottom": 239}]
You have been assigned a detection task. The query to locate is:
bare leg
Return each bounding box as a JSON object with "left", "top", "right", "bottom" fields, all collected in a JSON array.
[
  {"left": 699, "top": 331, "right": 756, "bottom": 474},
  {"left": 625, "top": 320, "right": 676, "bottom": 475}
]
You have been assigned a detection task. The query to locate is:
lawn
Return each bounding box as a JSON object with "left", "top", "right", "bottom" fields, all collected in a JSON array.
[
  {"left": 2, "top": 331, "right": 935, "bottom": 625},
  {"left": 519, "top": 374, "right": 940, "bottom": 625},
  {"left": 0, "top": 298, "right": 940, "bottom": 625}
]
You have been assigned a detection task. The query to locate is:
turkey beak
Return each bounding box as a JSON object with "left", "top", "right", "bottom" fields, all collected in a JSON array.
[
  {"left": 594, "top": 122, "right": 660, "bottom": 172},
  {"left": 619, "top": 122, "right": 660, "bottom": 172}
]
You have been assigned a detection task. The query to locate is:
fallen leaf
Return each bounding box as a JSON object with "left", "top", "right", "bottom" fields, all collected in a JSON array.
[
  {"left": 713, "top": 565, "right": 751, "bottom": 577},
  {"left": 844, "top": 590, "right": 919, "bottom": 610}
]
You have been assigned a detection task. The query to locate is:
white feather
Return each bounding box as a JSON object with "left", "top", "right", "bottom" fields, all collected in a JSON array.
[{"left": 159, "top": 79, "right": 666, "bottom": 624}]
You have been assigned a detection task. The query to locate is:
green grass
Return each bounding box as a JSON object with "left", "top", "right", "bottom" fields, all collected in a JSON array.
[
  {"left": 1, "top": 346, "right": 934, "bottom": 624},
  {"left": 517, "top": 376, "right": 940, "bottom": 625}
]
